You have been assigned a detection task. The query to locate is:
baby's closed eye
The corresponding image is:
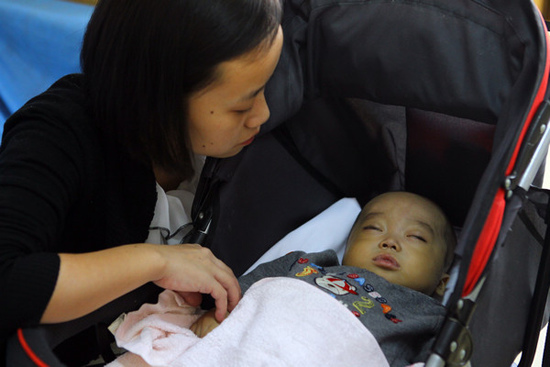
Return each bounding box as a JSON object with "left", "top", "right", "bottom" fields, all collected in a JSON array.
[
  {"left": 406, "top": 232, "right": 429, "bottom": 243},
  {"left": 362, "top": 224, "right": 382, "bottom": 231}
]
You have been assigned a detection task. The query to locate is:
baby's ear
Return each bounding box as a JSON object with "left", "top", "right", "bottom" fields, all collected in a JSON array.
[{"left": 434, "top": 273, "right": 450, "bottom": 297}]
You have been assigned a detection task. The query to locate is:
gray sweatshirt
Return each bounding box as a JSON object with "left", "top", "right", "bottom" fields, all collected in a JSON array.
[{"left": 239, "top": 250, "right": 446, "bottom": 367}]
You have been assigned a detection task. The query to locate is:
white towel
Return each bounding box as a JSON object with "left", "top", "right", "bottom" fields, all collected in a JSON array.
[{"left": 108, "top": 278, "right": 391, "bottom": 367}]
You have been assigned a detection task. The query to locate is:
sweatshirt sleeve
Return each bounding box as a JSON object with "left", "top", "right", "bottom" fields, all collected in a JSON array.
[{"left": 0, "top": 91, "right": 87, "bottom": 339}]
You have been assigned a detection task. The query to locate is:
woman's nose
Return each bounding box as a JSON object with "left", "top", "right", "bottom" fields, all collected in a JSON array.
[
  {"left": 379, "top": 238, "right": 401, "bottom": 251},
  {"left": 245, "top": 92, "right": 270, "bottom": 128}
]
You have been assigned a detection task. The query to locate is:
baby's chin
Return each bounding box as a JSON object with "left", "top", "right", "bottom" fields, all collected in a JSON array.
[
  {"left": 363, "top": 267, "right": 434, "bottom": 295},
  {"left": 362, "top": 266, "right": 399, "bottom": 284}
]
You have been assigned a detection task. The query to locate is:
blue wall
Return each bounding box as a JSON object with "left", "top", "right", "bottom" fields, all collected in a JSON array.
[{"left": 0, "top": 0, "right": 94, "bottom": 137}]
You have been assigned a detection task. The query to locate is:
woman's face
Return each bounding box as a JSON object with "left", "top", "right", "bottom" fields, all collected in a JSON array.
[{"left": 187, "top": 26, "right": 284, "bottom": 158}]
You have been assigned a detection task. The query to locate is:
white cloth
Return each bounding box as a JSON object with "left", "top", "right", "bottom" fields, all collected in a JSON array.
[
  {"left": 107, "top": 278, "right": 392, "bottom": 367},
  {"left": 146, "top": 156, "right": 204, "bottom": 245},
  {"left": 244, "top": 197, "right": 361, "bottom": 274}
]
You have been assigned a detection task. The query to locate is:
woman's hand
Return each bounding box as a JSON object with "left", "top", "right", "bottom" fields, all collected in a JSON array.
[
  {"left": 153, "top": 244, "right": 241, "bottom": 322},
  {"left": 42, "top": 243, "right": 240, "bottom": 324}
]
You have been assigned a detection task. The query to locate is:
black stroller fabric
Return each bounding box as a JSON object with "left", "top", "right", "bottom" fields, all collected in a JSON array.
[{"left": 6, "top": 0, "right": 550, "bottom": 366}]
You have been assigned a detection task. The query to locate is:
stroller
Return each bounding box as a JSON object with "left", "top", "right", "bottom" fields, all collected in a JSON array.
[{"left": 6, "top": 0, "right": 550, "bottom": 366}]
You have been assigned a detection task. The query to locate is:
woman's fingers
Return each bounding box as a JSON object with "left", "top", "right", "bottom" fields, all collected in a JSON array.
[
  {"left": 154, "top": 244, "right": 241, "bottom": 319},
  {"left": 209, "top": 283, "right": 229, "bottom": 322},
  {"left": 198, "top": 270, "right": 240, "bottom": 322},
  {"left": 212, "top": 257, "right": 241, "bottom": 312},
  {"left": 178, "top": 291, "right": 203, "bottom": 308}
]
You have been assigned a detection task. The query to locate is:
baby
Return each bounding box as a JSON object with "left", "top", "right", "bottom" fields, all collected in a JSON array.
[
  {"left": 192, "top": 191, "right": 456, "bottom": 366},
  {"left": 342, "top": 190, "right": 455, "bottom": 297}
]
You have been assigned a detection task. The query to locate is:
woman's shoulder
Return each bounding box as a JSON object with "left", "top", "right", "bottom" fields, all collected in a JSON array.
[
  {"left": 4, "top": 74, "right": 93, "bottom": 136},
  {"left": 2, "top": 74, "right": 103, "bottom": 159}
]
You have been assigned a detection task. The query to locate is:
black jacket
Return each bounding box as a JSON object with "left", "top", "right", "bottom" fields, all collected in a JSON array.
[{"left": 0, "top": 74, "right": 157, "bottom": 343}]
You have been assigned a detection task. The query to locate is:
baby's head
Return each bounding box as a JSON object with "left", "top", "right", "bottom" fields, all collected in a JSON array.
[{"left": 343, "top": 191, "right": 456, "bottom": 298}]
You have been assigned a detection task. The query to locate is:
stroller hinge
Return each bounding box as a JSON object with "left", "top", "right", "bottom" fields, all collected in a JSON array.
[
  {"left": 427, "top": 298, "right": 477, "bottom": 366},
  {"left": 506, "top": 100, "right": 550, "bottom": 198}
]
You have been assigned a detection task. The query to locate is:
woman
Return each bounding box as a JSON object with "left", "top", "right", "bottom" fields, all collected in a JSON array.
[{"left": 0, "top": 0, "right": 283, "bottom": 363}]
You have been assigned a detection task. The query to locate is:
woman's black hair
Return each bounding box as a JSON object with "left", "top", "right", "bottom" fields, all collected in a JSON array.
[{"left": 81, "top": 0, "right": 282, "bottom": 179}]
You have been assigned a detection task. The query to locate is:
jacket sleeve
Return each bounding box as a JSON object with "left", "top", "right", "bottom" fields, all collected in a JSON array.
[{"left": 0, "top": 88, "right": 87, "bottom": 339}]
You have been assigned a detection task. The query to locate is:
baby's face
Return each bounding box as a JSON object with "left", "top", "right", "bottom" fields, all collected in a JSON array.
[{"left": 343, "top": 192, "right": 449, "bottom": 296}]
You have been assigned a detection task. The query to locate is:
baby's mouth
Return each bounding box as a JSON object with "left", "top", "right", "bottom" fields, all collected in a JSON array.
[{"left": 372, "top": 254, "right": 400, "bottom": 270}]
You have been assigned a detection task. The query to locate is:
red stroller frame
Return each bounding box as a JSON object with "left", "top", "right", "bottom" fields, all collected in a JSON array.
[{"left": 7, "top": 0, "right": 550, "bottom": 366}]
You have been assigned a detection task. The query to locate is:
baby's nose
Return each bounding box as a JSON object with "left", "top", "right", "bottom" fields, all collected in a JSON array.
[{"left": 379, "top": 238, "right": 401, "bottom": 251}]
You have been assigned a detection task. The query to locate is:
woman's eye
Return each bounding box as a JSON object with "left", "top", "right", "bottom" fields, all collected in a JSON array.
[{"left": 234, "top": 107, "right": 252, "bottom": 114}]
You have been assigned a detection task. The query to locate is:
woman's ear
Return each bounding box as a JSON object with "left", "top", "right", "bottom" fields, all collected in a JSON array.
[{"left": 434, "top": 273, "right": 450, "bottom": 297}]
